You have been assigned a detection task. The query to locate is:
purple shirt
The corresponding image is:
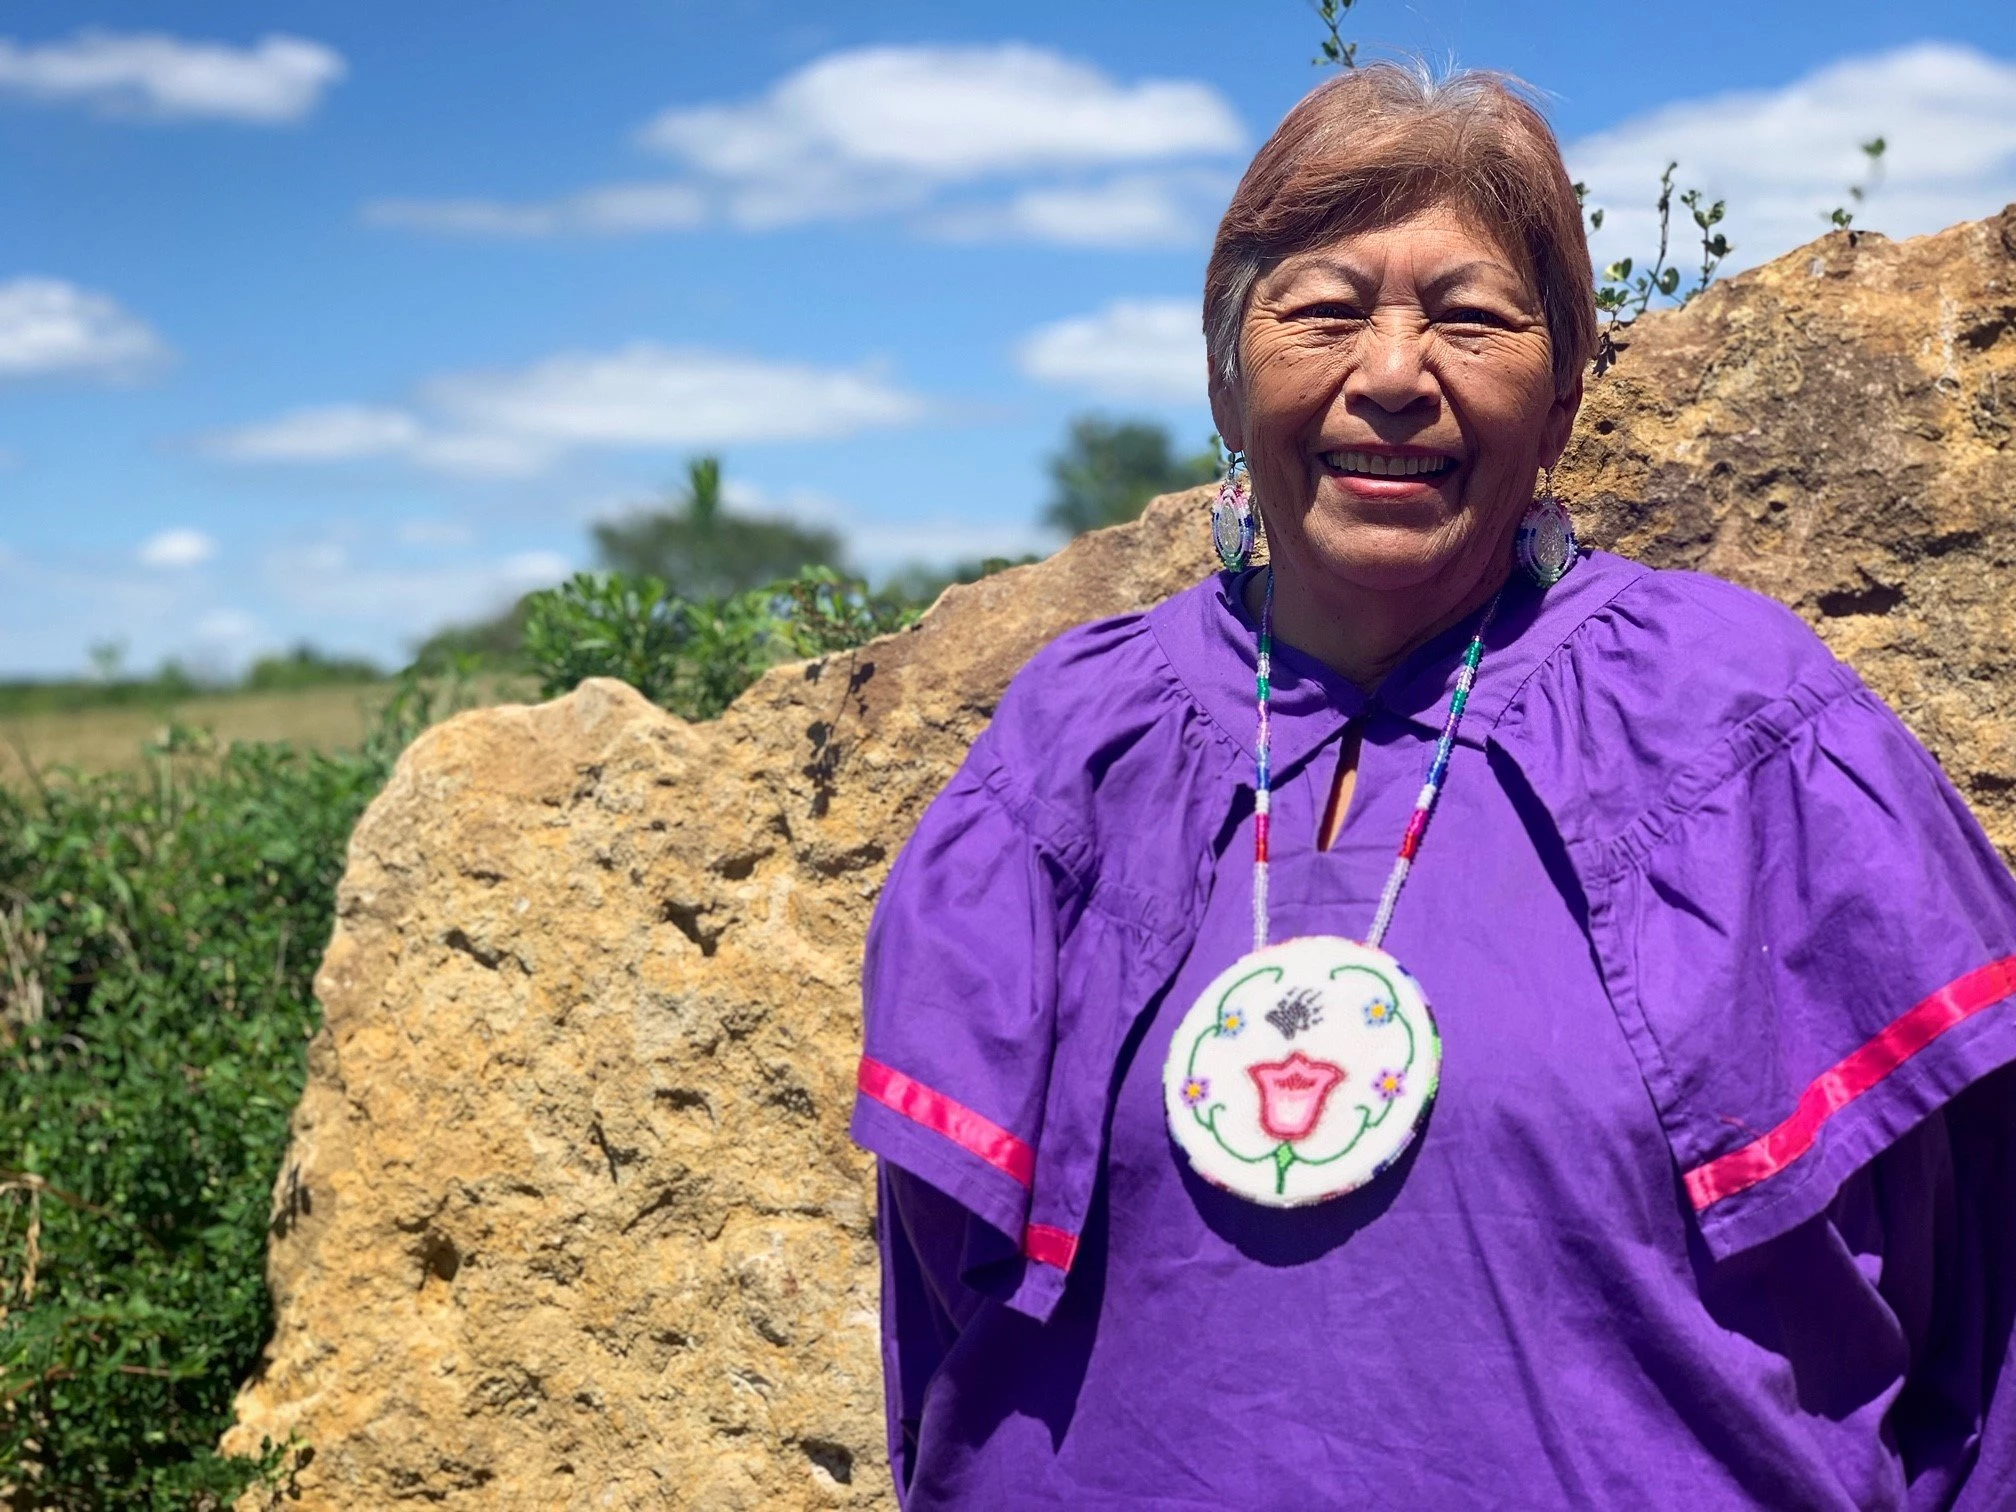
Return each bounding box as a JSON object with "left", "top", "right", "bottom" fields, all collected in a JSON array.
[{"left": 852, "top": 552, "right": 2016, "bottom": 1509}]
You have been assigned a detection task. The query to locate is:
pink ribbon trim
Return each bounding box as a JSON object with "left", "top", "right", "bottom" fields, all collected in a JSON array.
[
  {"left": 1684, "top": 955, "right": 2016, "bottom": 1211},
  {"left": 1023, "top": 1223, "right": 1079, "bottom": 1271},
  {"left": 857, "top": 1056, "right": 1036, "bottom": 1188},
  {"left": 856, "top": 1058, "right": 1081, "bottom": 1274}
]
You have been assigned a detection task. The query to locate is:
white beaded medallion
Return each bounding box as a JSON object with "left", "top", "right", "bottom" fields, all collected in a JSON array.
[{"left": 1163, "top": 934, "right": 1441, "bottom": 1207}]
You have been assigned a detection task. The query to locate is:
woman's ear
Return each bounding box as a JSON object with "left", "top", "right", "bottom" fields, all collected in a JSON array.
[
  {"left": 1540, "top": 372, "right": 1584, "bottom": 468},
  {"left": 1207, "top": 365, "right": 1246, "bottom": 456}
]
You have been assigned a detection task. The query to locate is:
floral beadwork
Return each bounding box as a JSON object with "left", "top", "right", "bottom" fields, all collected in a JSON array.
[
  {"left": 1169, "top": 948, "right": 1436, "bottom": 1202},
  {"left": 1249, "top": 1052, "right": 1345, "bottom": 1141},
  {"left": 1160, "top": 560, "right": 1483, "bottom": 1207}
]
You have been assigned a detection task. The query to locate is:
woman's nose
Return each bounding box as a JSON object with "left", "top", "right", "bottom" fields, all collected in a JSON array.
[{"left": 1344, "top": 316, "right": 1438, "bottom": 414}]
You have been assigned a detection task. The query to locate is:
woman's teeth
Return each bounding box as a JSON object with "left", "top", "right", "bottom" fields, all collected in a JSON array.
[{"left": 1323, "top": 450, "right": 1453, "bottom": 477}]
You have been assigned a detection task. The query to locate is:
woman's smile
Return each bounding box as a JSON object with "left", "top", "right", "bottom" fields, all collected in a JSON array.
[{"left": 1314, "top": 442, "right": 1463, "bottom": 506}]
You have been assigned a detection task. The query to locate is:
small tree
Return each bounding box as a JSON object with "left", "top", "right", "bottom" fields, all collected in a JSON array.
[
  {"left": 592, "top": 457, "right": 843, "bottom": 601},
  {"left": 1043, "top": 418, "right": 1217, "bottom": 537},
  {"left": 1829, "top": 137, "right": 1888, "bottom": 229}
]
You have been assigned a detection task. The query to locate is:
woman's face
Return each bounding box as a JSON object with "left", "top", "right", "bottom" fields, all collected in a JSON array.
[{"left": 1212, "top": 203, "right": 1580, "bottom": 608}]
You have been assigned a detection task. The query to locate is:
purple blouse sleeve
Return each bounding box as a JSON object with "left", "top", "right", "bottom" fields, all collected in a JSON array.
[
  {"left": 877, "top": 1164, "right": 986, "bottom": 1500},
  {"left": 1574, "top": 670, "right": 2016, "bottom": 1261},
  {"left": 852, "top": 737, "right": 1075, "bottom": 1499},
  {"left": 850, "top": 737, "right": 1065, "bottom": 1291},
  {"left": 1938, "top": 1066, "right": 2016, "bottom": 1510}
]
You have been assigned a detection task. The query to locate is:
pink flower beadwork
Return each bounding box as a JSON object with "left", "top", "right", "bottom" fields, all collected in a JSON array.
[{"left": 1248, "top": 1052, "right": 1345, "bottom": 1142}]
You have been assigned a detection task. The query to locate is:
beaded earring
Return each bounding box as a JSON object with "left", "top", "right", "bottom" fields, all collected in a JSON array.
[
  {"left": 1515, "top": 466, "right": 1579, "bottom": 587},
  {"left": 1211, "top": 451, "right": 1256, "bottom": 572}
]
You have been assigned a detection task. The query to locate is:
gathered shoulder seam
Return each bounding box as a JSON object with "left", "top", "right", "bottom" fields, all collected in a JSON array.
[{"left": 1577, "top": 662, "right": 1868, "bottom": 883}]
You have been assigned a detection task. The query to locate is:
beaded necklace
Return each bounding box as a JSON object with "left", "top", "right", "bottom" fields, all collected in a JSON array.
[
  {"left": 1251, "top": 568, "right": 1501, "bottom": 953},
  {"left": 1164, "top": 566, "right": 1502, "bottom": 1208}
]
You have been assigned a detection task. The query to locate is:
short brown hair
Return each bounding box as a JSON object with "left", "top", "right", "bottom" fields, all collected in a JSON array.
[{"left": 1204, "top": 63, "right": 1595, "bottom": 397}]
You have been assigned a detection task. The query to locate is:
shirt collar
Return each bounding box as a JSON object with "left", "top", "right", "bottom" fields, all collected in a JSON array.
[{"left": 1148, "top": 551, "right": 1652, "bottom": 774}]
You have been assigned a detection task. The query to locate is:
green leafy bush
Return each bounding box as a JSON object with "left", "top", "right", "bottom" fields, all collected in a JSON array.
[
  {"left": 521, "top": 565, "right": 920, "bottom": 721},
  {"left": 0, "top": 682, "right": 455, "bottom": 1507},
  {"left": 0, "top": 571, "right": 917, "bottom": 1503}
]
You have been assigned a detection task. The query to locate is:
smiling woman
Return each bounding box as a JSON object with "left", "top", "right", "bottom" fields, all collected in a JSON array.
[
  {"left": 1216, "top": 203, "right": 1572, "bottom": 684},
  {"left": 853, "top": 62, "right": 2016, "bottom": 1511},
  {"left": 1204, "top": 68, "right": 1593, "bottom": 687}
]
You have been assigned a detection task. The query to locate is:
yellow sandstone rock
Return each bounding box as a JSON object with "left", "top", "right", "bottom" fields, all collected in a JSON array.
[
  {"left": 1565, "top": 208, "right": 2016, "bottom": 860},
  {"left": 225, "top": 209, "right": 2016, "bottom": 1507}
]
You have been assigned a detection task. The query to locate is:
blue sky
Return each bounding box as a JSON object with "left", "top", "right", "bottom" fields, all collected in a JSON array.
[{"left": 3, "top": 0, "right": 2013, "bottom": 677}]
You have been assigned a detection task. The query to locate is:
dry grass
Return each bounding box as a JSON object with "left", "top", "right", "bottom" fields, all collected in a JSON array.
[{"left": 0, "top": 679, "right": 538, "bottom": 786}]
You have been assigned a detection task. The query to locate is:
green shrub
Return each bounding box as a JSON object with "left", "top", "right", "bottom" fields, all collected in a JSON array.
[
  {"left": 521, "top": 565, "right": 920, "bottom": 721},
  {"left": 0, "top": 683, "right": 454, "bottom": 1507},
  {"left": 0, "top": 574, "right": 918, "bottom": 1503}
]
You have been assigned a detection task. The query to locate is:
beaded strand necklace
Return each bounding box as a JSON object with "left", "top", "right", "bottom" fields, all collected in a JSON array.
[
  {"left": 1164, "top": 566, "right": 1502, "bottom": 1208},
  {"left": 1249, "top": 566, "right": 1501, "bottom": 952}
]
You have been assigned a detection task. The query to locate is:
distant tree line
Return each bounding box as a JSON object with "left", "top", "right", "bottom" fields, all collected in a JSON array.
[{"left": 0, "top": 645, "right": 382, "bottom": 719}]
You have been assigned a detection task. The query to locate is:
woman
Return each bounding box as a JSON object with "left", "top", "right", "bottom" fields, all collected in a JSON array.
[{"left": 852, "top": 65, "right": 2016, "bottom": 1509}]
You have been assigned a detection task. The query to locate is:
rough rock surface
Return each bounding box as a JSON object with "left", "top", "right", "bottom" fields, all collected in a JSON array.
[
  {"left": 220, "top": 502, "right": 1211, "bottom": 1509},
  {"left": 1563, "top": 209, "right": 2016, "bottom": 860},
  {"left": 226, "top": 210, "right": 2016, "bottom": 1507}
]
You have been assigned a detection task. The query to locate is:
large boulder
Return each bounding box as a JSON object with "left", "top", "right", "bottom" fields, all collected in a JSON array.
[
  {"left": 225, "top": 209, "right": 2016, "bottom": 1507},
  {"left": 221, "top": 504, "right": 1210, "bottom": 1509},
  {"left": 1564, "top": 208, "right": 2016, "bottom": 859}
]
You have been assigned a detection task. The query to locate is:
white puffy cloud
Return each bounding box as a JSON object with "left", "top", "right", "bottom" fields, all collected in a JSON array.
[
  {"left": 201, "top": 403, "right": 421, "bottom": 462},
  {"left": 0, "top": 30, "right": 345, "bottom": 123},
  {"left": 367, "top": 44, "right": 1242, "bottom": 244},
  {"left": 138, "top": 527, "right": 217, "bottom": 568},
  {"left": 363, "top": 182, "right": 708, "bottom": 238},
  {"left": 0, "top": 277, "right": 169, "bottom": 381},
  {"left": 425, "top": 344, "right": 923, "bottom": 447},
  {"left": 203, "top": 344, "right": 925, "bottom": 477},
  {"left": 1016, "top": 298, "right": 1205, "bottom": 403},
  {"left": 1569, "top": 42, "right": 2016, "bottom": 278},
  {"left": 637, "top": 43, "right": 1242, "bottom": 228}
]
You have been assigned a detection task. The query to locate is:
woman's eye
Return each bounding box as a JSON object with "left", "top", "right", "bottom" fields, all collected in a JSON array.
[
  {"left": 1298, "top": 301, "right": 1367, "bottom": 321},
  {"left": 1441, "top": 307, "right": 1510, "bottom": 328}
]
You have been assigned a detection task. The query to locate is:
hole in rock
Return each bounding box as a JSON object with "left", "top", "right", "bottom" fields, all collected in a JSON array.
[
  {"left": 800, "top": 1439, "right": 855, "bottom": 1484},
  {"left": 654, "top": 1087, "right": 713, "bottom": 1118},
  {"left": 1816, "top": 582, "right": 1904, "bottom": 618},
  {"left": 443, "top": 927, "right": 505, "bottom": 969},
  {"left": 420, "top": 1231, "right": 461, "bottom": 1285},
  {"left": 662, "top": 900, "right": 720, "bottom": 956}
]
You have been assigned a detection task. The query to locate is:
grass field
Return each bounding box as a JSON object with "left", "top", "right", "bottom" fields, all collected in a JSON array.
[{"left": 0, "top": 678, "right": 538, "bottom": 785}]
